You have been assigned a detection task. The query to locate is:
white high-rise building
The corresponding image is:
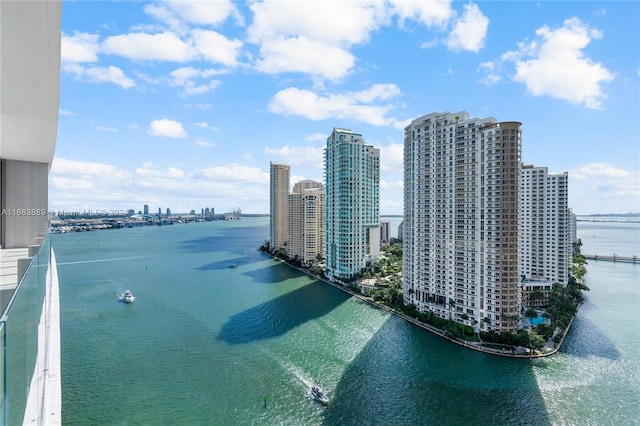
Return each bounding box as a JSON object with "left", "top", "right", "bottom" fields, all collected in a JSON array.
[
  {"left": 403, "top": 111, "right": 522, "bottom": 333},
  {"left": 325, "top": 128, "right": 380, "bottom": 282},
  {"left": 520, "top": 165, "right": 570, "bottom": 285},
  {"left": 287, "top": 180, "right": 325, "bottom": 265},
  {"left": 270, "top": 162, "right": 290, "bottom": 252}
]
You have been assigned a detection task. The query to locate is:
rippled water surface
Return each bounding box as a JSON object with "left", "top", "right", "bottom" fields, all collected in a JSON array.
[{"left": 55, "top": 217, "right": 639, "bottom": 425}]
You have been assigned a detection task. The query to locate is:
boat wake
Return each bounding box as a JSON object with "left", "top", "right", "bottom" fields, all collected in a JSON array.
[{"left": 262, "top": 349, "right": 322, "bottom": 395}]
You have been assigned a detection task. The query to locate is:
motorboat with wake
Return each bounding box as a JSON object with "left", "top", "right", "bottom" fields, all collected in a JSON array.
[
  {"left": 309, "top": 386, "right": 329, "bottom": 404},
  {"left": 122, "top": 289, "right": 135, "bottom": 303}
]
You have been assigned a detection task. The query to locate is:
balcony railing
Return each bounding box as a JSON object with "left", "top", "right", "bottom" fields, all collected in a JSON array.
[{"left": 0, "top": 233, "right": 60, "bottom": 425}]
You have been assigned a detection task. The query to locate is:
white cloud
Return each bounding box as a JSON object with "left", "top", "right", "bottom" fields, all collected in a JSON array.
[
  {"left": 264, "top": 145, "right": 324, "bottom": 169},
  {"left": 59, "top": 109, "right": 75, "bottom": 116},
  {"left": 49, "top": 158, "right": 272, "bottom": 214},
  {"left": 420, "top": 39, "right": 440, "bottom": 49},
  {"left": 477, "top": 61, "right": 502, "bottom": 86},
  {"left": 195, "top": 164, "right": 269, "bottom": 184},
  {"left": 245, "top": 1, "right": 481, "bottom": 80},
  {"left": 570, "top": 162, "right": 630, "bottom": 179},
  {"left": 96, "top": 126, "right": 118, "bottom": 132},
  {"left": 100, "top": 29, "right": 243, "bottom": 67},
  {"left": 148, "top": 119, "right": 188, "bottom": 138},
  {"left": 447, "top": 3, "right": 489, "bottom": 52},
  {"left": 86, "top": 66, "right": 136, "bottom": 89},
  {"left": 304, "top": 133, "right": 328, "bottom": 143},
  {"left": 511, "top": 18, "right": 613, "bottom": 108},
  {"left": 169, "top": 67, "right": 223, "bottom": 95},
  {"left": 62, "top": 63, "right": 136, "bottom": 89},
  {"left": 61, "top": 32, "right": 100, "bottom": 62},
  {"left": 389, "top": 0, "right": 453, "bottom": 28},
  {"left": 255, "top": 36, "right": 355, "bottom": 81},
  {"left": 268, "top": 84, "right": 405, "bottom": 127},
  {"left": 380, "top": 179, "right": 404, "bottom": 190},
  {"left": 247, "top": 1, "right": 389, "bottom": 80},
  {"left": 378, "top": 143, "right": 404, "bottom": 172},
  {"left": 569, "top": 164, "right": 640, "bottom": 213},
  {"left": 144, "top": 0, "right": 243, "bottom": 31},
  {"left": 196, "top": 140, "right": 213, "bottom": 148},
  {"left": 135, "top": 166, "right": 185, "bottom": 179},
  {"left": 247, "top": 1, "right": 387, "bottom": 46},
  {"left": 51, "top": 158, "right": 131, "bottom": 180},
  {"left": 190, "top": 29, "right": 242, "bottom": 66},
  {"left": 101, "top": 31, "right": 194, "bottom": 62}
]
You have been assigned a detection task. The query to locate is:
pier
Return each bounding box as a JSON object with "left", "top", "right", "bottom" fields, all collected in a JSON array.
[{"left": 583, "top": 254, "right": 638, "bottom": 263}]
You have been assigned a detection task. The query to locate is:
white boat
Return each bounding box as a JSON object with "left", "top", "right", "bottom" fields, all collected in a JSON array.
[
  {"left": 122, "top": 289, "right": 135, "bottom": 303},
  {"left": 310, "top": 386, "right": 329, "bottom": 404}
]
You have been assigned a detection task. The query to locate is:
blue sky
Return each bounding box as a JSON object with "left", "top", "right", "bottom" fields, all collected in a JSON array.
[{"left": 52, "top": 0, "right": 640, "bottom": 215}]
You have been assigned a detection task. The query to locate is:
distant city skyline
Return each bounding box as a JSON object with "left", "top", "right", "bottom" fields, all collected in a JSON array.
[{"left": 51, "top": 1, "right": 639, "bottom": 215}]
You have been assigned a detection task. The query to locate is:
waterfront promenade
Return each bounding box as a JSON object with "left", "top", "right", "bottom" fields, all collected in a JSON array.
[{"left": 267, "top": 254, "right": 567, "bottom": 359}]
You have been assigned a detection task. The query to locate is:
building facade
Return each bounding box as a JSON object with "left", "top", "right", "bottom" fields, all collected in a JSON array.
[
  {"left": 380, "top": 220, "right": 390, "bottom": 246},
  {"left": 325, "top": 128, "right": 380, "bottom": 282},
  {"left": 0, "top": 1, "right": 62, "bottom": 423},
  {"left": 403, "top": 111, "right": 522, "bottom": 333},
  {"left": 520, "top": 165, "right": 570, "bottom": 308},
  {"left": 287, "top": 180, "right": 325, "bottom": 265},
  {"left": 519, "top": 165, "right": 570, "bottom": 284},
  {"left": 0, "top": 1, "right": 61, "bottom": 250},
  {"left": 270, "top": 162, "right": 290, "bottom": 252}
]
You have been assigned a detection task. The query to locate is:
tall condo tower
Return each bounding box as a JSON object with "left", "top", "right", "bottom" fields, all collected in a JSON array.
[
  {"left": 288, "top": 180, "right": 325, "bottom": 266},
  {"left": 520, "top": 165, "right": 570, "bottom": 284},
  {"left": 403, "top": 111, "right": 522, "bottom": 333},
  {"left": 325, "top": 128, "right": 380, "bottom": 282},
  {"left": 270, "top": 162, "right": 290, "bottom": 252}
]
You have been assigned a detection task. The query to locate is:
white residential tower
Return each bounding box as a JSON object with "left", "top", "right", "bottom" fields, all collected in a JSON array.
[{"left": 403, "top": 111, "right": 522, "bottom": 333}]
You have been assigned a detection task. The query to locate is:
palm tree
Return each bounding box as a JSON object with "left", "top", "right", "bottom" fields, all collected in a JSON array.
[
  {"left": 525, "top": 307, "right": 538, "bottom": 325},
  {"left": 448, "top": 298, "right": 456, "bottom": 321}
]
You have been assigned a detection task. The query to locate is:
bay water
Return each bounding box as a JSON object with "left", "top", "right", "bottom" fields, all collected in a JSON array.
[{"left": 54, "top": 217, "right": 639, "bottom": 425}]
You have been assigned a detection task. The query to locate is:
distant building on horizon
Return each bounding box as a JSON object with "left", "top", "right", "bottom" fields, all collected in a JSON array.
[
  {"left": 325, "top": 128, "right": 380, "bottom": 283},
  {"left": 287, "top": 180, "right": 325, "bottom": 265},
  {"left": 380, "top": 220, "right": 390, "bottom": 246},
  {"left": 270, "top": 162, "right": 290, "bottom": 252},
  {"left": 144, "top": 204, "right": 149, "bottom": 215},
  {"left": 403, "top": 111, "right": 522, "bottom": 333}
]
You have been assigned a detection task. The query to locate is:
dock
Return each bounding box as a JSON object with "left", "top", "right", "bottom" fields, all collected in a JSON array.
[{"left": 583, "top": 254, "right": 638, "bottom": 263}]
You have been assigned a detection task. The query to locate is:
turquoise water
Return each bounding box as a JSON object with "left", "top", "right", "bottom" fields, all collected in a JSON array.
[
  {"left": 529, "top": 316, "right": 545, "bottom": 326},
  {"left": 54, "top": 218, "right": 639, "bottom": 425},
  {"left": 576, "top": 216, "right": 640, "bottom": 258}
]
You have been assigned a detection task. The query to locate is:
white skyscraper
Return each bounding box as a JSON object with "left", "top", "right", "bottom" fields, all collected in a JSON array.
[
  {"left": 520, "top": 165, "right": 570, "bottom": 292},
  {"left": 270, "top": 162, "right": 290, "bottom": 252},
  {"left": 325, "top": 128, "right": 380, "bottom": 283},
  {"left": 403, "top": 111, "right": 522, "bottom": 333},
  {"left": 287, "top": 180, "right": 325, "bottom": 266}
]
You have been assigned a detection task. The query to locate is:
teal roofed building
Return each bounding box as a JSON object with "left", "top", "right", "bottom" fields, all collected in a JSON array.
[{"left": 324, "top": 128, "right": 380, "bottom": 283}]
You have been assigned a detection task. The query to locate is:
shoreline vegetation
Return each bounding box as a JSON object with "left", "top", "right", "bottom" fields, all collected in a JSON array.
[
  {"left": 258, "top": 239, "right": 589, "bottom": 359},
  {"left": 49, "top": 212, "right": 589, "bottom": 358}
]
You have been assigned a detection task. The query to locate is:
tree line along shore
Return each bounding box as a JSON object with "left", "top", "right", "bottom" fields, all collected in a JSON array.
[{"left": 259, "top": 239, "right": 589, "bottom": 358}]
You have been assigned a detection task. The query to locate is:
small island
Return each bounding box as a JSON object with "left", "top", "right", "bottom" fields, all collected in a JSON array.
[{"left": 259, "top": 239, "right": 589, "bottom": 358}]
